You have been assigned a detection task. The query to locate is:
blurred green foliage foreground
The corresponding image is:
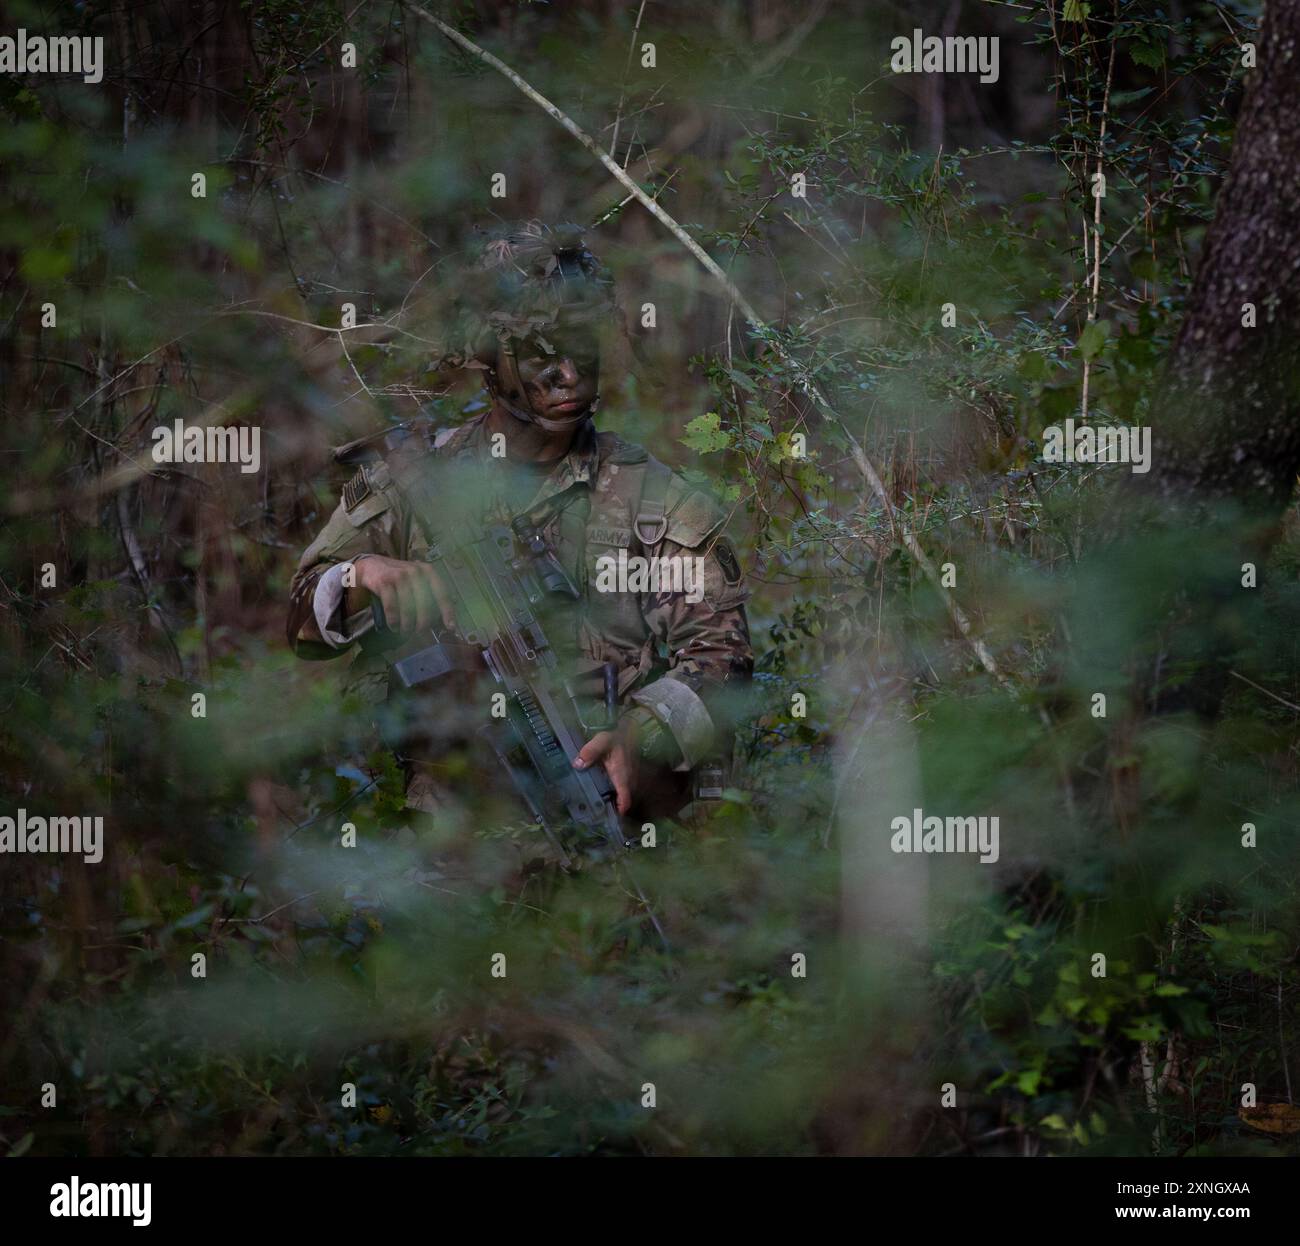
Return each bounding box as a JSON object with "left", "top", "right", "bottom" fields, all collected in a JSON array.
[{"left": 2, "top": 0, "right": 1299, "bottom": 1155}]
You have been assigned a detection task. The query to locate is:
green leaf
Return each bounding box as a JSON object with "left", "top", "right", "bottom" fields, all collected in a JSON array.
[
  {"left": 681, "top": 412, "right": 731, "bottom": 454},
  {"left": 1017, "top": 351, "right": 1052, "bottom": 382},
  {"left": 1062, "top": 0, "right": 1090, "bottom": 20},
  {"left": 1129, "top": 252, "right": 1158, "bottom": 282},
  {"left": 1129, "top": 41, "right": 1164, "bottom": 70},
  {"left": 1122, "top": 1020, "right": 1164, "bottom": 1041},
  {"left": 173, "top": 903, "right": 214, "bottom": 930},
  {"left": 1078, "top": 319, "right": 1111, "bottom": 361},
  {"left": 20, "top": 246, "right": 73, "bottom": 281}
]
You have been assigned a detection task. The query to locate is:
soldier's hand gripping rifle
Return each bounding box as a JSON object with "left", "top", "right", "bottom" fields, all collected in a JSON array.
[{"left": 368, "top": 512, "right": 632, "bottom": 864}]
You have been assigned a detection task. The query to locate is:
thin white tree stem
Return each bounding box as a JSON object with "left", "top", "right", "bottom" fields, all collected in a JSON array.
[{"left": 609, "top": 0, "right": 649, "bottom": 159}]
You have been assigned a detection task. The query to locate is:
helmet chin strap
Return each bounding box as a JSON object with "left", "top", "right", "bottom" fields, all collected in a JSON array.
[{"left": 491, "top": 338, "right": 598, "bottom": 432}]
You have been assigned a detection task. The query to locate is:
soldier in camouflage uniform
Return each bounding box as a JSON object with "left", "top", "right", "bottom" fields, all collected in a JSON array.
[{"left": 286, "top": 223, "right": 751, "bottom": 827}]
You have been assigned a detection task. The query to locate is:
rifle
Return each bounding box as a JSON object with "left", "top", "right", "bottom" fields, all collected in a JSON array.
[
  {"left": 377, "top": 513, "right": 625, "bottom": 851},
  {"left": 356, "top": 508, "right": 669, "bottom": 945}
]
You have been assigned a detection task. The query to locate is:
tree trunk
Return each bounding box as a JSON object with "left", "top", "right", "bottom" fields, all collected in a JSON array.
[{"left": 1151, "top": 0, "right": 1300, "bottom": 516}]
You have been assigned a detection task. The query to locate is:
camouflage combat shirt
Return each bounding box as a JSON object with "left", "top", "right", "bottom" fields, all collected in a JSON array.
[{"left": 287, "top": 413, "right": 753, "bottom": 774}]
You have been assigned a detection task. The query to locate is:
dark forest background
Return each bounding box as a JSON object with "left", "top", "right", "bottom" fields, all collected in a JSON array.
[{"left": 2, "top": 0, "right": 1299, "bottom": 1156}]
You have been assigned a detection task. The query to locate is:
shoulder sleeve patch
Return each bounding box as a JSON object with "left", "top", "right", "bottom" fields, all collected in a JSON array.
[
  {"left": 714, "top": 538, "right": 743, "bottom": 585},
  {"left": 342, "top": 466, "right": 392, "bottom": 528},
  {"left": 342, "top": 468, "right": 371, "bottom": 513}
]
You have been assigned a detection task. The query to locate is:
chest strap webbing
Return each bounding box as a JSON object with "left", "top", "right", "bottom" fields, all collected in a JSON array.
[{"left": 633, "top": 458, "right": 673, "bottom": 547}]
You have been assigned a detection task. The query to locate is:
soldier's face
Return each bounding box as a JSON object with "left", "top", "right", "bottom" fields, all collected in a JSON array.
[{"left": 513, "top": 331, "right": 600, "bottom": 420}]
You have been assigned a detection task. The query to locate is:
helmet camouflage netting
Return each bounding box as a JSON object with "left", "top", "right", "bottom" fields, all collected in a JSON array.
[{"left": 435, "top": 221, "right": 616, "bottom": 371}]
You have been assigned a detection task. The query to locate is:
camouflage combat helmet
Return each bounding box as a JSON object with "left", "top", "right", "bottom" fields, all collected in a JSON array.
[{"left": 447, "top": 221, "right": 616, "bottom": 432}]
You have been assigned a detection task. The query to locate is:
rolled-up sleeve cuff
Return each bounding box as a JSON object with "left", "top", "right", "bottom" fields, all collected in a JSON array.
[
  {"left": 313, "top": 561, "right": 364, "bottom": 649},
  {"left": 629, "top": 677, "right": 716, "bottom": 771}
]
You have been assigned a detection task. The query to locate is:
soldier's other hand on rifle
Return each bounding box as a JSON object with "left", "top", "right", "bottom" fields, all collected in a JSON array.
[
  {"left": 572, "top": 715, "right": 641, "bottom": 816},
  {"left": 348, "top": 554, "right": 457, "bottom": 635}
]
